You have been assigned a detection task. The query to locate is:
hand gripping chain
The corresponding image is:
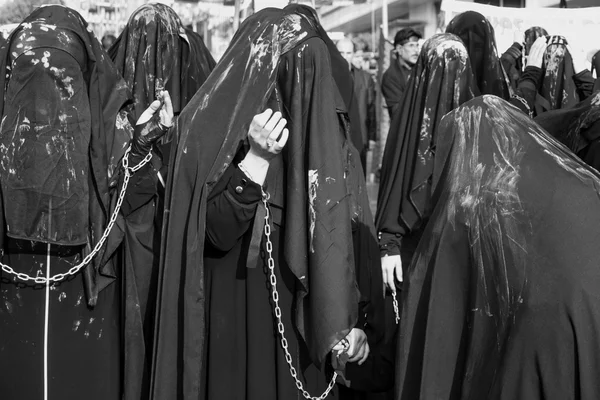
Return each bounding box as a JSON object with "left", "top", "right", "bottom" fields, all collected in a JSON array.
[
  {"left": 262, "top": 193, "right": 338, "bottom": 400},
  {"left": 0, "top": 146, "right": 152, "bottom": 285}
]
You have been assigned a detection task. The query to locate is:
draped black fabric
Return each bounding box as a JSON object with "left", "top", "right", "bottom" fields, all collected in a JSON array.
[
  {"left": 0, "top": 5, "right": 131, "bottom": 304},
  {"left": 445, "top": 11, "right": 510, "bottom": 99},
  {"left": 283, "top": 4, "right": 366, "bottom": 155},
  {"left": 376, "top": 34, "right": 478, "bottom": 244},
  {"left": 109, "top": 3, "right": 215, "bottom": 121},
  {"left": 537, "top": 38, "right": 579, "bottom": 114},
  {"left": 535, "top": 91, "right": 600, "bottom": 170},
  {"left": 397, "top": 95, "right": 600, "bottom": 400},
  {"left": 150, "top": 8, "right": 382, "bottom": 399}
]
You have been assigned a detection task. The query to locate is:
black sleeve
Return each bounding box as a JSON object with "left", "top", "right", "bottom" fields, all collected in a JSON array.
[
  {"left": 381, "top": 68, "right": 405, "bottom": 120},
  {"left": 379, "top": 231, "right": 401, "bottom": 257},
  {"left": 501, "top": 43, "right": 523, "bottom": 91},
  {"left": 205, "top": 166, "right": 263, "bottom": 252},
  {"left": 574, "top": 70, "right": 595, "bottom": 101},
  {"left": 510, "top": 66, "right": 543, "bottom": 117}
]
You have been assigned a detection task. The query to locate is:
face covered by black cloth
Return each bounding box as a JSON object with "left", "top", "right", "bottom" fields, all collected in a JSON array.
[
  {"left": 398, "top": 94, "right": 600, "bottom": 399},
  {"left": 0, "top": 5, "right": 131, "bottom": 303},
  {"left": 376, "top": 33, "right": 478, "bottom": 240},
  {"left": 445, "top": 11, "right": 510, "bottom": 99},
  {"left": 150, "top": 8, "right": 382, "bottom": 398},
  {"left": 536, "top": 37, "right": 579, "bottom": 114},
  {"left": 109, "top": 3, "right": 216, "bottom": 122}
]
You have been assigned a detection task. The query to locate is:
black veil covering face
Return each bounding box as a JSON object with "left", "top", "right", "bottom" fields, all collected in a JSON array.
[
  {"left": 445, "top": 11, "right": 510, "bottom": 99},
  {"left": 376, "top": 34, "right": 478, "bottom": 256},
  {"left": 535, "top": 91, "right": 600, "bottom": 170},
  {"left": 0, "top": 5, "right": 130, "bottom": 399},
  {"left": 109, "top": 3, "right": 216, "bottom": 122},
  {"left": 536, "top": 37, "right": 579, "bottom": 114},
  {"left": 398, "top": 95, "right": 600, "bottom": 399},
  {"left": 150, "top": 8, "right": 382, "bottom": 399}
]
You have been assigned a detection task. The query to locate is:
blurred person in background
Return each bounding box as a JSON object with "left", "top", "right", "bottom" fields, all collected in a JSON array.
[
  {"left": 337, "top": 37, "right": 377, "bottom": 174},
  {"left": 381, "top": 28, "right": 421, "bottom": 119},
  {"left": 101, "top": 33, "right": 116, "bottom": 50}
]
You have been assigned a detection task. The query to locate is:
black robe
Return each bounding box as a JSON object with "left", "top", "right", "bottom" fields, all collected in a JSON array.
[
  {"left": 0, "top": 5, "right": 130, "bottom": 399},
  {"left": 536, "top": 39, "right": 580, "bottom": 114},
  {"left": 445, "top": 11, "right": 510, "bottom": 100},
  {"left": 397, "top": 94, "right": 600, "bottom": 399},
  {"left": 376, "top": 33, "right": 478, "bottom": 262},
  {"left": 148, "top": 8, "right": 383, "bottom": 400},
  {"left": 535, "top": 91, "right": 600, "bottom": 171}
]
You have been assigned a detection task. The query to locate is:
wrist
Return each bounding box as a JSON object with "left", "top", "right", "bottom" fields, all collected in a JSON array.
[{"left": 240, "top": 150, "right": 270, "bottom": 185}]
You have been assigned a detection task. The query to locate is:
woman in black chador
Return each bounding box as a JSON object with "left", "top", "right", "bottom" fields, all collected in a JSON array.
[
  {"left": 145, "top": 8, "right": 384, "bottom": 400},
  {"left": 376, "top": 33, "right": 478, "bottom": 294},
  {"left": 0, "top": 5, "right": 131, "bottom": 399},
  {"left": 445, "top": 11, "right": 510, "bottom": 100},
  {"left": 397, "top": 95, "right": 600, "bottom": 399}
]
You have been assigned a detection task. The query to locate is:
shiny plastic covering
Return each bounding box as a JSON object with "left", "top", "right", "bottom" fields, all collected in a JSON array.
[{"left": 398, "top": 95, "right": 600, "bottom": 399}]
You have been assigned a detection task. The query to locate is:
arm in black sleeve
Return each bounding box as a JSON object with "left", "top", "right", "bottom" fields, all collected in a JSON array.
[
  {"left": 501, "top": 43, "right": 523, "bottom": 90},
  {"left": 205, "top": 166, "right": 263, "bottom": 252},
  {"left": 381, "top": 68, "right": 405, "bottom": 120},
  {"left": 510, "top": 66, "right": 543, "bottom": 117},
  {"left": 574, "top": 70, "right": 595, "bottom": 101}
]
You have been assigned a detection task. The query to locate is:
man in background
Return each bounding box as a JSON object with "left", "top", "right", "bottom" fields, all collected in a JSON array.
[{"left": 381, "top": 28, "right": 421, "bottom": 119}]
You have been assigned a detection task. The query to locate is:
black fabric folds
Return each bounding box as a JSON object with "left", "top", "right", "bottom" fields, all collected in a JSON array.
[
  {"left": 376, "top": 34, "right": 478, "bottom": 244},
  {"left": 535, "top": 91, "right": 600, "bottom": 170},
  {"left": 109, "top": 3, "right": 215, "bottom": 121},
  {"left": 537, "top": 38, "right": 579, "bottom": 114},
  {"left": 283, "top": 4, "right": 366, "bottom": 156},
  {"left": 150, "top": 8, "right": 382, "bottom": 399},
  {"left": 398, "top": 94, "right": 600, "bottom": 399},
  {"left": 445, "top": 11, "right": 510, "bottom": 99},
  {"left": 0, "top": 5, "right": 131, "bottom": 305}
]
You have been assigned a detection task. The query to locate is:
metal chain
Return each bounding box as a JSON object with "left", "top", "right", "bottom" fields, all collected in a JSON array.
[
  {"left": 261, "top": 194, "right": 338, "bottom": 400},
  {"left": 0, "top": 146, "right": 152, "bottom": 285},
  {"left": 392, "top": 292, "right": 400, "bottom": 325}
]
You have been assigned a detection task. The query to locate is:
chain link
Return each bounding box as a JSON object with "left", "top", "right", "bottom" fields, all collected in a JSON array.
[
  {"left": 262, "top": 194, "right": 337, "bottom": 400},
  {"left": 0, "top": 146, "right": 152, "bottom": 285},
  {"left": 392, "top": 291, "right": 400, "bottom": 325}
]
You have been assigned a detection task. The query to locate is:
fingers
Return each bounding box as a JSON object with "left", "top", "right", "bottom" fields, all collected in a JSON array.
[
  {"left": 346, "top": 331, "right": 357, "bottom": 360},
  {"left": 263, "top": 111, "right": 283, "bottom": 133},
  {"left": 160, "top": 90, "right": 173, "bottom": 118},
  {"left": 358, "top": 343, "right": 370, "bottom": 366},
  {"left": 395, "top": 257, "right": 403, "bottom": 283},
  {"left": 253, "top": 108, "right": 274, "bottom": 128},
  {"left": 148, "top": 99, "right": 162, "bottom": 112},
  {"left": 381, "top": 255, "right": 400, "bottom": 294}
]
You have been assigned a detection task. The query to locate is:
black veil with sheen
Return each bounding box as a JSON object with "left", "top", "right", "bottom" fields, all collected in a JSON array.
[
  {"left": 445, "top": 11, "right": 510, "bottom": 99},
  {"left": 376, "top": 34, "right": 478, "bottom": 246},
  {"left": 108, "top": 3, "right": 215, "bottom": 121},
  {"left": 398, "top": 95, "right": 600, "bottom": 399},
  {"left": 536, "top": 39, "right": 579, "bottom": 114},
  {"left": 149, "top": 9, "right": 382, "bottom": 399}
]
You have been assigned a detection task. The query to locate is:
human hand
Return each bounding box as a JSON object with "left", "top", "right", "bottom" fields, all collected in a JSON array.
[
  {"left": 247, "top": 108, "right": 289, "bottom": 161},
  {"left": 332, "top": 328, "right": 370, "bottom": 365},
  {"left": 131, "top": 90, "right": 174, "bottom": 158},
  {"left": 381, "top": 254, "right": 402, "bottom": 294},
  {"left": 525, "top": 36, "right": 547, "bottom": 69}
]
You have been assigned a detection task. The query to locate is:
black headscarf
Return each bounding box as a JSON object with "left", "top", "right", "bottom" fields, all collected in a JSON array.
[
  {"left": 536, "top": 36, "right": 579, "bottom": 114},
  {"left": 445, "top": 11, "right": 510, "bottom": 99},
  {"left": 0, "top": 5, "right": 131, "bottom": 305},
  {"left": 150, "top": 9, "right": 382, "bottom": 398},
  {"left": 376, "top": 33, "right": 478, "bottom": 240},
  {"left": 398, "top": 95, "right": 600, "bottom": 399},
  {"left": 535, "top": 91, "right": 600, "bottom": 170},
  {"left": 108, "top": 3, "right": 215, "bottom": 121}
]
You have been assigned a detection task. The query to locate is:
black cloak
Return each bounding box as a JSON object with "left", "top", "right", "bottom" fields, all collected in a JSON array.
[
  {"left": 445, "top": 11, "right": 510, "bottom": 100},
  {"left": 108, "top": 2, "right": 216, "bottom": 121},
  {"left": 149, "top": 8, "right": 382, "bottom": 399},
  {"left": 397, "top": 94, "right": 600, "bottom": 399},
  {"left": 375, "top": 33, "right": 479, "bottom": 257},
  {"left": 0, "top": 4, "right": 131, "bottom": 304},
  {"left": 535, "top": 91, "right": 600, "bottom": 170},
  {"left": 283, "top": 4, "right": 367, "bottom": 157}
]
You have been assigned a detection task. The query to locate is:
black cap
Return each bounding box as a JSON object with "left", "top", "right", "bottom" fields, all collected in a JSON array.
[{"left": 393, "top": 28, "right": 422, "bottom": 47}]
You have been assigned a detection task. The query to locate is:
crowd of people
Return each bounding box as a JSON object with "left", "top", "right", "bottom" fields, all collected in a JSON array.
[{"left": 1, "top": 2, "right": 600, "bottom": 400}]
